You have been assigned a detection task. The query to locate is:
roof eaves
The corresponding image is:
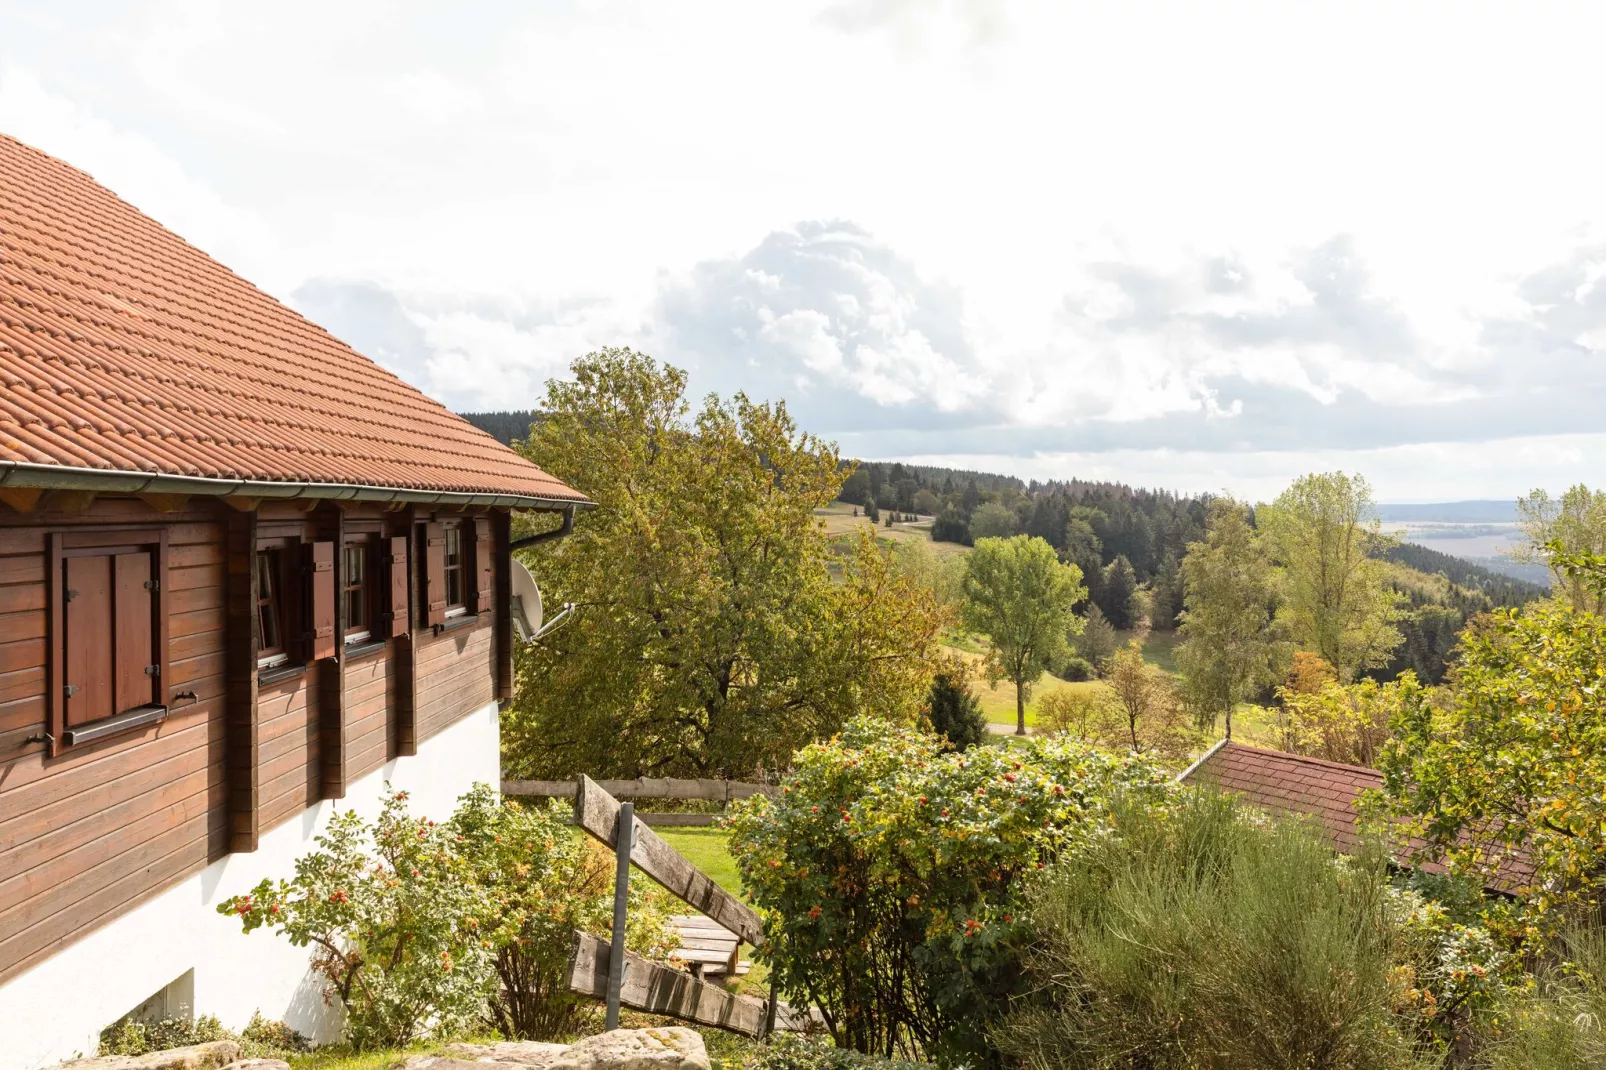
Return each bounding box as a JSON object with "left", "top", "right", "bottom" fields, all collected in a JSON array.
[
  {"left": 0, "top": 460, "right": 596, "bottom": 512},
  {"left": 1175, "top": 736, "right": 1231, "bottom": 785}
]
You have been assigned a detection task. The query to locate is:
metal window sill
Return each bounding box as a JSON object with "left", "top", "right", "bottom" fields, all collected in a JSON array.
[
  {"left": 62, "top": 704, "right": 168, "bottom": 747},
  {"left": 345, "top": 639, "right": 387, "bottom": 661},
  {"left": 258, "top": 662, "right": 308, "bottom": 686},
  {"left": 435, "top": 613, "right": 480, "bottom": 635}
]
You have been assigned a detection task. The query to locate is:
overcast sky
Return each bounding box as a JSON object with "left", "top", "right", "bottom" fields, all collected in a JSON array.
[{"left": 3, "top": 1, "right": 1604, "bottom": 502}]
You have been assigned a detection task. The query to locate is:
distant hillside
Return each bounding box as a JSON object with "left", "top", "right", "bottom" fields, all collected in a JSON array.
[
  {"left": 1384, "top": 542, "right": 1548, "bottom": 606},
  {"left": 461, "top": 410, "right": 540, "bottom": 444},
  {"left": 1375, "top": 500, "right": 1516, "bottom": 523}
]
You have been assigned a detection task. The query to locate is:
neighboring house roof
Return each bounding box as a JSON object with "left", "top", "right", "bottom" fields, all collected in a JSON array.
[
  {"left": 0, "top": 133, "right": 588, "bottom": 509},
  {"left": 1179, "top": 739, "right": 1535, "bottom": 894}
]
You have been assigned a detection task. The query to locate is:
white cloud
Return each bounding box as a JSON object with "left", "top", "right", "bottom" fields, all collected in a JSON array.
[{"left": 4, "top": 0, "right": 1606, "bottom": 498}]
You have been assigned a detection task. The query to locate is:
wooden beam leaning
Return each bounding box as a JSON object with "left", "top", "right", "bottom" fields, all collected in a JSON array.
[
  {"left": 567, "top": 931, "right": 811, "bottom": 1036},
  {"left": 573, "top": 775, "right": 765, "bottom": 947}
]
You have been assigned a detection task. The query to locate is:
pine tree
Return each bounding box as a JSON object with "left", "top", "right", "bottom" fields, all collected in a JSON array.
[
  {"left": 925, "top": 673, "right": 987, "bottom": 751},
  {"left": 1096, "top": 555, "right": 1139, "bottom": 630}
]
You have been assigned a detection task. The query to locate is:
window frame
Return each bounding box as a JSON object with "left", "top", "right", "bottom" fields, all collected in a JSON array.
[
  {"left": 342, "top": 536, "right": 379, "bottom": 648},
  {"left": 254, "top": 536, "right": 306, "bottom": 679},
  {"left": 442, "top": 522, "right": 469, "bottom": 619},
  {"left": 46, "top": 527, "right": 170, "bottom": 757}
]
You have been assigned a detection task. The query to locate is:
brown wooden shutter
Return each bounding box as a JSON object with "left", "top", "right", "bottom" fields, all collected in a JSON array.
[
  {"left": 474, "top": 517, "right": 493, "bottom": 615},
  {"left": 64, "top": 555, "right": 113, "bottom": 726},
  {"left": 388, "top": 535, "right": 410, "bottom": 637},
  {"left": 424, "top": 522, "right": 446, "bottom": 627},
  {"left": 113, "top": 551, "right": 155, "bottom": 712},
  {"left": 311, "top": 540, "right": 336, "bottom": 659}
]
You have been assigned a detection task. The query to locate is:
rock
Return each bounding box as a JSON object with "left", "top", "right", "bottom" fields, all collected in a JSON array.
[
  {"left": 549, "top": 1028, "right": 709, "bottom": 1070},
  {"left": 61, "top": 1042, "right": 244, "bottom": 1070},
  {"left": 219, "top": 1062, "right": 290, "bottom": 1070},
  {"left": 402, "top": 1060, "right": 502, "bottom": 1070},
  {"left": 443, "top": 1042, "right": 571, "bottom": 1065}
]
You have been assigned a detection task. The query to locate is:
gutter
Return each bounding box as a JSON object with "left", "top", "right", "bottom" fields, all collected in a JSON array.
[
  {"left": 510, "top": 504, "right": 577, "bottom": 550},
  {"left": 1175, "top": 736, "right": 1230, "bottom": 784},
  {"left": 0, "top": 460, "right": 595, "bottom": 513}
]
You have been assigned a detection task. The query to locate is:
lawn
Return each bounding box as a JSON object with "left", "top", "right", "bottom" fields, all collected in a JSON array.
[
  {"left": 814, "top": 501, "right": 970, "bottom": 559},
  {"left": 945, "top": 644, "right": 1110, "bottom": 729},
  {"left": 654, "top": 826, "right": 745, "bottom": 900}
]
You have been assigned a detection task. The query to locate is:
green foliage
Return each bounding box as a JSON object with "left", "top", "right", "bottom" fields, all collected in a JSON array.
[
  {"left": 1515, "top": 485, "right": 1606, "bottom": 613},
  {"left": 742, "top": 1034, "right": 933, "bottom": 1070},
  {"left": 968, "top": 502, "right": 1018, "bottom": 541},
  {"left": 924, "top": 673, "right": 987, "bottom": 752},
  {"left": 1105, "top": 640, "right": 1194, "bottom": 760},
  {"left": 1148, "top": 551, "right": 1185, "bottom": 630},
  {"left": 1259, "top": 472, "right": 1404, "bottom": 682},
  {"left": 506, "top": 349, "right": 946, "bottom": 778},
  {"left": 994, "top": 792, "right": 1434, "bottom": 1070},
  {"left": 1477, "top": 924, "right": 1606, "bottom": 1070},
  {"left": 1071, "top": 603, "right": 1117, "bottom": 670},
  {"left": 1378, "top": 598, "right": 1606, "bottom": 917},
  {"left": 929, "top": 507, "right": 969, "bottom": 545},
  {"left": 219, "top": 788, "right": 498, "bottom": 1049},
  {"left": 1176, "top": 498, "right": 1284, "bottom": 735},
  {"left": 447, "top": 786, "right": 678, "bottom": 1039},
  {"left": 962, "top": 535, "right": 1086, "bottom": 735},
  {"left": 1093, "top": 555, "right": 1139, "bottom": 630},
  {"left": 725, "top": 717, "right": 1171, "bottom": 1062},
  {"left": 99, "top": 1015, "right": 232, "bottom": 1057},
  {"left": 1278, "top": 673, "right": 1426, "bottom": 768}
]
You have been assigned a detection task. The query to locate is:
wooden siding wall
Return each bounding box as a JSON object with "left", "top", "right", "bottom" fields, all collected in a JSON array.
[
  {"left": 413, "top": 618, "right": 496, "bottom": 746},
  {"left": 0, "top": 499, "right": 227, "bottom": 987},
  {"left": 0, "top": 495, "right": 513, "bottom": 987}
]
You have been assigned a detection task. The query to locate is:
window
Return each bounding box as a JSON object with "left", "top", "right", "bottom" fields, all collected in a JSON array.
[
  {"left": 49, "top": 529, "right": 169, "bottom": 753},
  {"left": 344, "top": 541, "right": 372, "bottom": 645},
  {"left": 443, "top": 524, "right": 466, "bottom": 617},
  {"left": 256, "top": 548, "right": 287, "bottom": 669}
]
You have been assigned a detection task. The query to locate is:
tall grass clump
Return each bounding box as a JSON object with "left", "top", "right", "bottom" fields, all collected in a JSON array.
[
  {"left": 995, "top": 790, "right": 1433, "bottom": 1070},
  {"left": 1476, "top": 923, "right": 1606, "bottom": 1070}
]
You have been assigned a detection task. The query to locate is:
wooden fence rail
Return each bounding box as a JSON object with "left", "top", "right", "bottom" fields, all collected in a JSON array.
[
  {"left": 562, "top": 774, "right": 809, "bottom": 1038},
  {"left": 503, "top": 778, "right": 776, "bottom": 802}
]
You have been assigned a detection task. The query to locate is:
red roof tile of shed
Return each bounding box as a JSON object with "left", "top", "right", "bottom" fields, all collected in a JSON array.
[
  {"left": 1180, "top": 740, "right": 1535, "bottom": 893},
  {"left": 0, "top": 133, "right": 587, "bottom": 506}
]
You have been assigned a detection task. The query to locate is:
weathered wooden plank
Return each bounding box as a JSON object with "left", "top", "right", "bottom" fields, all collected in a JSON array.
[
  {"left": 504, "top": 777, "right": 777, "bottom": 803},
  {"left": 640, "top": 814, "right": 718, "bottom": 828},
  {"left": 573, "top": 776, "right": 765, "bottom": 947},
  {"left": 568, "top": 931, "right": 798, "bottom": 1037}
]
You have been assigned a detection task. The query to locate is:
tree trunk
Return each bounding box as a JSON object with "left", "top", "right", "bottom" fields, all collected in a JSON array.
[
  {"left": 1016, "top": 681, "right": 1027, "bottom": 736},
  {"left": 1225, "top": 700, "right": 1234, "bottom": 740}
]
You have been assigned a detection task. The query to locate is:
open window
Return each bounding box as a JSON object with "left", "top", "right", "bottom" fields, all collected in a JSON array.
[{"left": 48, "top": 529, "right": 170, "bottom": 753}]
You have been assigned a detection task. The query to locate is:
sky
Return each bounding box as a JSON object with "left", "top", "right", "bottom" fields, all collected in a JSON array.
[{"left": 2, "top": 1, "right": 1604, "bottom": 503}]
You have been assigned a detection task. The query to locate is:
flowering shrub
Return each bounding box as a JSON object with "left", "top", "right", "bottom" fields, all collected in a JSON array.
[
  {"left": 220, "top": 787, "right": 497, "bottom": 1049},
  {"left": 448, "top": 785, "right": 679, "bottom": 1039},
  {"left": 726, "top": 717, "right": 1170, "bottom": 1062},
  {"left": 1383, "top": 882, "right": 1507, "bottom": 1041}
]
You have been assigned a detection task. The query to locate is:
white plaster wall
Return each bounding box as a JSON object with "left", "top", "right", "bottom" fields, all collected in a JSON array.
[{"left": 0, "top": 701, "right": 500, "bottom": 1070}]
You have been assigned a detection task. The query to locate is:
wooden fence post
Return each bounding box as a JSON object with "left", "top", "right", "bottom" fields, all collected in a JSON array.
[{"left": 606, "top": 800, "right": 634, "bottom": 1030}]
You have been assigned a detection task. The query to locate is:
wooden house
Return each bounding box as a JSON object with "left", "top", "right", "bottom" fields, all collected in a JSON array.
[{"left": 0, "top": 133, "right": 590, "bottom": 1067}]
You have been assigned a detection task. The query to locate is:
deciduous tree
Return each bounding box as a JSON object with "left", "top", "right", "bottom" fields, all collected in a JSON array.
[
  {"left": 1176, "top": 498, "right": 1284, "bottom": 737},
  {"left": 1514, "top": 484, "right": 1606, "bottom": 613},
  {"left": 1259, "top": 472, "right": 1403, "bottom": 682},
  {"left": 962, "top": 535, "right": 1086, "bottom": 735},
  {"left": 505, "top": 349, "right": 947, "bottom": 779}
]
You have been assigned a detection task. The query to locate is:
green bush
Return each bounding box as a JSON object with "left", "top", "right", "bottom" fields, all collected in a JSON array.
[
  {"left": 1476, "top": 924, "right": 1606, "bottom": 1070},
  {"left": 743, "top": 1033, "right": 934, "bottom": 1070},
  {"left": 1055, "top": 655, "right": 1095, "bottom": 682},
  {"left": 220, "top": 787, "right": 498, "bottom": 1050},
  {"left": 726, "top": 717, "right": 1171, "bottom": 1063},
  {"left": 995, "top": 791, "right": 1438, "bottom": 1070},
  {"left": 98, "top": 1012, "right": 306, "bottom": 1058},
  {"left": 448, "top": 786, "right": 680, "bottom": 1039}
]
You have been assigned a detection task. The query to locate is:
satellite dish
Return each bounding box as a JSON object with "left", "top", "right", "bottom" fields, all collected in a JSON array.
[{"left": 510, "top": 559, "right": 544, "bottom": 642}]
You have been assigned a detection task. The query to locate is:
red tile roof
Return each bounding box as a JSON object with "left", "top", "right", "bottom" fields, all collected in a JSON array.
[
  {"left": 1180, "top": 740, "right": 1535, "bottom": 894},
  {"left": 0, "top": 133, "right": 587, "bottom": 507}
]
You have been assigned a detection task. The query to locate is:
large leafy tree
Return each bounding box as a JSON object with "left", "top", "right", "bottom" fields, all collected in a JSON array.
[
  {"left": 1176, "top": 498, "right": 1284, "bottom": 737},
  {"left": 1514, "top": 484, "right": 1606, "bottom": 614},
  {"left": 504, "top": 349, "right": 947, "bottom": 778},
  {"left": 1259, "top": 472, "right": 1403, "bottom": 682},
  {"left": 1378, "top": 554, "right": 1606, "bottom": 916},
  {"left": 962, "top": 535, "right": 1086, "bottom": 735}
]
